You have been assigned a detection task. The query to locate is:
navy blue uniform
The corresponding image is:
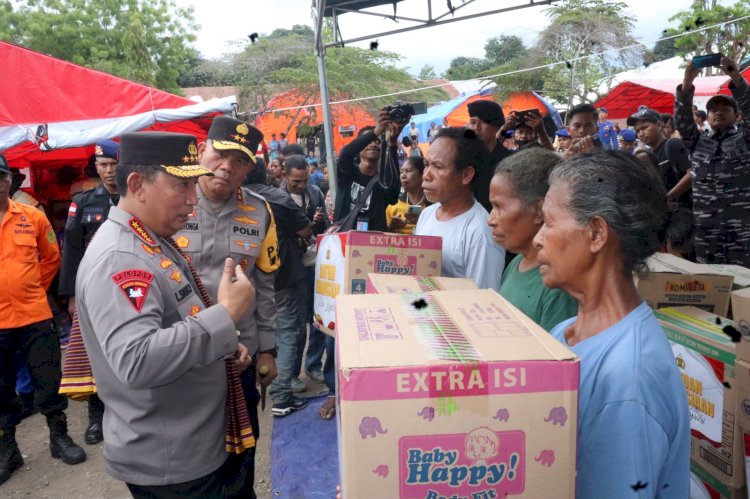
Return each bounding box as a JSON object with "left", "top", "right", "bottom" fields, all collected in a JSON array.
[{"left": 59, "top": 184, "right": 118, "bottom": 296}]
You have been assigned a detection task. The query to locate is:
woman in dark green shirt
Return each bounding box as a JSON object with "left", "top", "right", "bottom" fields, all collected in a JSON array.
[{"left": 487, "top": 148, "right": 577, "bottom": 331}]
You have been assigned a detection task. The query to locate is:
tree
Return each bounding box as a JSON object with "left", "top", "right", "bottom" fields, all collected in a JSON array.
[
  {"left": 644, "top": 35, "right": 680, "bottom": 65},
  {"left": 0, "top": 0, "right": 198, "bottom": 93},
  {"left": 182, "top": 24, "right": 447, "bottom": 122},
  {"left": 443, "top": 56, "right": 488, "bottom": 80},
  {"left": 418, "top": 64, "right": 437, "bottom": 80},
  {"left": 535, "top": 0, "right": 642, "bottom": 108},
  {"left": 484, "top": 35, "right": 526, "bottom": 67},
  {"left": 669, "top": 0, "right": 750, "bottom": 75}
]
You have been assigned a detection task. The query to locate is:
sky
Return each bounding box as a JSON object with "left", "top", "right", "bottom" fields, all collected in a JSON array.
[{"left": 177, "top": 0, "right": 698, "bottom": 76}]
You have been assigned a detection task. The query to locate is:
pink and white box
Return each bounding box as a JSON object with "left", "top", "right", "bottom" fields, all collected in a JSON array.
[
  {"left": 314, "top": 231, "right": 442, "bottom": 336},
  {"left": 335, "top": 289, "right": 579, "bottom": 498}
]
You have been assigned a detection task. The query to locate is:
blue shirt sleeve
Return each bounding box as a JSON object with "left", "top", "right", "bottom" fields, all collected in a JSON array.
[{"left": 576, "top": 400, "right": 682, "bottom": 499}]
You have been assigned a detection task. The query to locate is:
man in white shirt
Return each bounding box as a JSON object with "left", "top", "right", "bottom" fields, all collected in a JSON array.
[{"left": 415, "top": 127, "right": 506, "bottom": 289}]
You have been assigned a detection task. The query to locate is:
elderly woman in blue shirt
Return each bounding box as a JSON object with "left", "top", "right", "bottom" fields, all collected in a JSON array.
[{"left": 534, "top": 151, "right": 689, "bottom": 498}]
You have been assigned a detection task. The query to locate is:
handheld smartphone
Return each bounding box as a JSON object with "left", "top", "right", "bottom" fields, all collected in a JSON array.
[
  {"left": 692, "top": 53, "right": 723, "bottom": 69},
  {"left": 590, "top": 134, "right": 602, "bottom": 147},
  {"left": 407, "top": 205, "right": 423, "bottom": 215},
  {"left": 516, "top": 108, "right": 541, "bottom": 121}
]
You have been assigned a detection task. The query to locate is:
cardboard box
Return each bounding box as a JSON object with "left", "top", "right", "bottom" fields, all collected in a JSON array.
[
  {"left": 735, "top": 361, "right": 750, "bottom": 498},
  {"left": 336, "top": 289, "right": 579, "bottom": 498},
  {"left": 366, "top": 274, "right": 477, "bottom": 294},
  {"left": 708, "top": 264, "right": 750, "bottom": 290},
  {"left": 733, "top": 288, "right": 750, "bottom": 364},
  {"left": 639, "top": 253, "right": 735, "bottom": 316},
  {"left": 691, "top": 460, "right": 747, "bottom": 499},
  {"left": 313, "top": 231, "right": 441, "bottom": 335},
  {"left": 656, "top": 307, "right": 745, "bottom": 487}
]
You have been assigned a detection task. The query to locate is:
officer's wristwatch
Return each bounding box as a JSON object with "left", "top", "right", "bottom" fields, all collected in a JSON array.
[{"left": 259, "top": 347, "right": 278, "bottom": 358}]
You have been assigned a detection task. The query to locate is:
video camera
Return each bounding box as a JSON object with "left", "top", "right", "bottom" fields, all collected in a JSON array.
[{"left": 387, "top": 101, "right": 428, "bottom": 125}]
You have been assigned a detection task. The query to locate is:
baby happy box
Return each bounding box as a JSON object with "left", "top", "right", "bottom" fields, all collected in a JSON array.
[
  {"left": 314, "top": 231, "right": 442, "bottom": 335},
  {"left": 335, "top": 289, "right": 579, "bottom": 499}
]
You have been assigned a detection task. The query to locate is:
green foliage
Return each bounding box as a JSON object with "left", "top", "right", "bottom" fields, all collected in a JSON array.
[
  {"left": 444, "top": 56, "right": 488, "bottom": 80},
  {"left": 536, "top": 0, "right": 642, "bottom": 106},
  {"left": 182, "top": 25, "right": 447, "bottom": 118},
  {"left": 668, "top": 0, "right": 750, "bottom": 75},
  {"left": 1, "top": 0, "right": 198, "bottom": 93},
  {"left": 645, "top": 35, "right": 680, "bottom": 64},
  {"left": 418, "top": 64, "right": 437, "bottom": 80},
  {"left": 443, "top": 36, "right": 530, "bottom": 82},
  {"left": 484, "top": 35, "right": 526, "bottom": 67}
]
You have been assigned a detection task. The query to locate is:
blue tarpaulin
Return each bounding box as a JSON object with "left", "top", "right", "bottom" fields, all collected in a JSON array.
[
  {"left": 271, "top": 395, "right": 339, "bottom": 498},
  {"left": 399, "top": 89, "right": 491, "bottom": 142}
]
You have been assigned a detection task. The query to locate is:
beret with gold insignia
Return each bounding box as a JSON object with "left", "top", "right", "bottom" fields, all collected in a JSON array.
[
  {"left": 119, "top": 132, "right": 213, "bottom": 179},
  {"left": 94, "top": 140, "right": 120, "bottom": 160},
  {"left": 208, "top": 116, "right": 264, "bottom": 163}
]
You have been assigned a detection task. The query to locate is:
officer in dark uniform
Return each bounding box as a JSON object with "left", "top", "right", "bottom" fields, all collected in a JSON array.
[{"left": 59, "top": 140, "right": 120, "bottom": 445}]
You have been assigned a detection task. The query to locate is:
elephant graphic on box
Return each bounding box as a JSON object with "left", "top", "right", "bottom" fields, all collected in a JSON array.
[
  {"left": 359, "top": 416, "right": 388, "bottom": 439},
  {"left": 544, "top": 407, "right": 567, "bottom": 426},
  {"left": 493, "top": 408, "right": 510, "bottom": 422},
  {"left": 535, "top": 449, "right": 555, "bottom": 467},
  {"left": 373, "top": 465, "right": 389, "bottom": 478},
  {"left": 417, "top": 406, "right": 435, "bottom": 422}
]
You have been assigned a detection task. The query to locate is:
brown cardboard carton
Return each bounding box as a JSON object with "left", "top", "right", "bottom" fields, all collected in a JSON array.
[
  {"left": 732, "top": 360, "right": 750, "bottom": 499},
  {"left": 639, "top": 253, "right": 734, "bottom": 316},
  {"left": 707, "top": 264, "right": 750, "bottom": 290},
  {"left": 335, "top": 289, "right": 579, "bottom": 498},
  {"left": 366, "top": 274, "right": 477, "bottom": 294},
  {"left": 690, "top": 460, "right": 747, "bottom": 499},
  {"left": 733, "top": 288, "right": 750, "bottom": 364},
  {"left": 655, "top": 307, "right": 745, "bottom": 487},
  {"left": 313, "top": 231, "right": 442, "bottom": 335}
]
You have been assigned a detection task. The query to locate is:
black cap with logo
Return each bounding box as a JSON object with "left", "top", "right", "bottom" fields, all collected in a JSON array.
[
  {"left": 208, "top": 116, "right": 264, "bottom": 163},
  {"left": 118, "top": 132, "right": 213, "bottom": 178}
]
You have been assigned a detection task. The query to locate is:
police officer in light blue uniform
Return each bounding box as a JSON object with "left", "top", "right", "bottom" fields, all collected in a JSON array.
[
  {"left": 596, "top": 107, "right": 620, "bottom": 150},
  {"left": 59, "top": 139, "right": 120, "bottom": 445}
]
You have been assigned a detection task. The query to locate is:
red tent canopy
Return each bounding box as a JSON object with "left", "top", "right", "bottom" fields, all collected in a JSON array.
[
  {"left": 594, "top": 77, "right": 729, "bottom": 120},
  {"left": 0, "top": 40, "right": 234, "bottom": 165}
]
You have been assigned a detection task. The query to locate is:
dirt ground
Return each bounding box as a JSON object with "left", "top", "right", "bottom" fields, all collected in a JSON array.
[{"left": 0, "top": 374, "right": 328, "bottom": 498}]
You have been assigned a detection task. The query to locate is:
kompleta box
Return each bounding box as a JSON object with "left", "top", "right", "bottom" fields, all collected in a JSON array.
[
  {"left": 639, "top": 253, "right": 734, "bottom": 316},
  {"left": 691, "top": 460, "right": 747, "bottom": 499},
  {"left": 733, "top": 288, "right": 750, "bottom": 363},
  {"left": 656, "top": 306, "right": 744, "bottom": 487},
  {"left": 366, "top": 274, "right": 477, "bottom": 294},
  {"left": 313, "top": 231, "right": 441, "bottom": 335},
  {"left": 336, "top": 289, "right": 579, "bottom": 498}
]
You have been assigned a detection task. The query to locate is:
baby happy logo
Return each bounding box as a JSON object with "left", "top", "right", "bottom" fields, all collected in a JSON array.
[
  {"left": 374, "top": 254, "right": 417, "bottom": 275},
  {"left": 399, "top": 428, "right": 525, "bottom": 498}
]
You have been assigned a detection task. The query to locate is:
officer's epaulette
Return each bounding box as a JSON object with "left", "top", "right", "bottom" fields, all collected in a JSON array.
[{"left": 239, "top": 186, "right": 269, "bottom": 210}]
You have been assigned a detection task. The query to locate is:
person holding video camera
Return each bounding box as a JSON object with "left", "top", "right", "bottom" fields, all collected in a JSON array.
[
  {"left": 333, "top": 107, "right": 405, "bottom": 232},
  {"left": 675, "top": 54, "right": 750, "bottom": 267}
]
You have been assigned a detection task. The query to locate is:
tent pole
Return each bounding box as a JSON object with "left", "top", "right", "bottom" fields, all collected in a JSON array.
[{"left": 315, "top": 0, "right": 338, "bottom": 199}]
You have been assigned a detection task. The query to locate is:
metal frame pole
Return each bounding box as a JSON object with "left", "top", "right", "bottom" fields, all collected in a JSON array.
[{"left": 315, "top": 0, "right": 338, "bottom": 196}]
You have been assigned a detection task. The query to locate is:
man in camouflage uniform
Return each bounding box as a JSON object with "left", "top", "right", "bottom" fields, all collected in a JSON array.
[
  {"left": 675, "top": 55, "right": 750, "bottom": 266},
  {"left": 173, "top": 116, "right": 279, "bottom": 498},
  {"left": 59, "top": 140, "right": 120, "bottom": 445}
]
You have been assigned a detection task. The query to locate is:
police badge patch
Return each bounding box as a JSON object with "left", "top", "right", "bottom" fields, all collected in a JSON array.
[{"left": 112, "top": 269, "right": 155, "bottom": 313}]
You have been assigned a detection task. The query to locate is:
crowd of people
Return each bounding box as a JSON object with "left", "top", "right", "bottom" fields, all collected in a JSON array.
[{"left": 1, "top": 54, "right": 748, "bottom": 498}]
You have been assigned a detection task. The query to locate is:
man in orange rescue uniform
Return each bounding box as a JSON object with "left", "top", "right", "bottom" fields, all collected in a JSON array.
[{"left": 0, "top": 153, "right": 86, "bottom": 486}]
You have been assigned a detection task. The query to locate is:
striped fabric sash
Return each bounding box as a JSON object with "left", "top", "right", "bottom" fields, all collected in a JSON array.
[{"left": 59, "top": 308, "right": 95, "bottom": 401}]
